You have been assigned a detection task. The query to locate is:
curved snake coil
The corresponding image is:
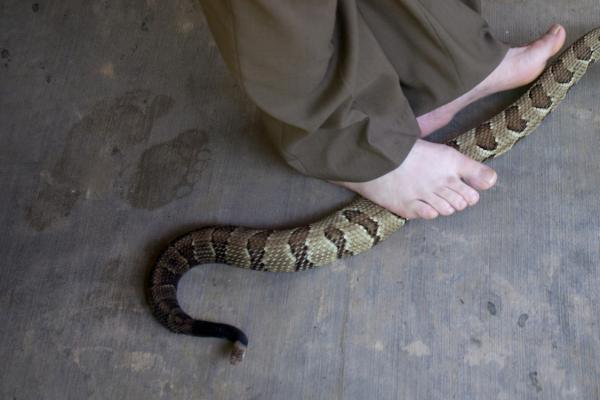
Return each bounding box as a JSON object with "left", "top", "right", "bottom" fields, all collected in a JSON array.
[{"left": 147, "top": 28, "right": 600, "bottom": 365}]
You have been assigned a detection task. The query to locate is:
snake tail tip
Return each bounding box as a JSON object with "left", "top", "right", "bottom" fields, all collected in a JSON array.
[{"left": 229, "top": 341, "right": 247, "bottom": 365}]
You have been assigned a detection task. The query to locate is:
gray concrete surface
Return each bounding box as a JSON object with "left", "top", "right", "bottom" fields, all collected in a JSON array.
[{"left": 1, "top": 1, "right": 599, "bottom": 399}]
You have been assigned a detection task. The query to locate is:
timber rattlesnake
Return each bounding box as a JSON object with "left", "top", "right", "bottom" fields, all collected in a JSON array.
[{"left": 147, "top": 28, "right": 600, "bottom": 365}]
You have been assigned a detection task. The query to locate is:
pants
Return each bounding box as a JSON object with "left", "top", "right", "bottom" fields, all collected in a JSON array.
[{"left": 198, "top": 0, "right": 508, "bottom": 182}]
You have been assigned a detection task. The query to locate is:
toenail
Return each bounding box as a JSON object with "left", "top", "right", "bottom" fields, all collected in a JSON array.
[
  {"left": 485, "top": 170, "right": 497, "bottom": 185},
  {"left": 468, "top": 192, "right": 480, "bottom": 204},
  {"left": 551, "top": 24, "right": 562, "bottom": 35},
  {"left": 425, "top": 210, "right": 438, "bottom": 219},
  {"left": 479, "top": 170, "right": 496, "bottom": 186}
]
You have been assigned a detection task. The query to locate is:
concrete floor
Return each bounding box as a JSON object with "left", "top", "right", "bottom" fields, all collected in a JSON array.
[{"left": 1, "top": 1, "right": 599, "bottom": 399}]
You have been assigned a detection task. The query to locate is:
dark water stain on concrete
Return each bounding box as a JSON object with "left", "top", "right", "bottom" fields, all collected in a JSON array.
[
  {"left": 26, "top": 172, "right": 82, "bottom": 231},
  {"left": 528, "top": 371, "right": 543, "bottom": 392},
  {"left": 121, "top": 129, "right": 210, "bottom": 210},
  {"left": 482, "top": 292, "right": 502, "bottom": 318},
  {"left": 141, "top": 15, "right": 153, "bottom": 32},
  {"left": 517, "top": 313, "right": 529, "bottom": 328},
  {"left": 1, "top": 48, "right": 10, "bottom": 68},
  {"left": 26, "top": 90, "right": 174, "bottom": 230}
]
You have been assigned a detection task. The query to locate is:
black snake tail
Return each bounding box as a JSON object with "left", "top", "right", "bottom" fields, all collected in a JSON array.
[{"left": 147, "top": 229, "right": 249, "bottom": 365}]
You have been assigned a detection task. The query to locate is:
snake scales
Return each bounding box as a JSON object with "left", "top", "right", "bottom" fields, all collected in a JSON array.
[{"left": 147, "top": 28, "right": 600, "bottom": 365}]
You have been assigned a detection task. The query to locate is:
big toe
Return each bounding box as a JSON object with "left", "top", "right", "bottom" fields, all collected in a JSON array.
[
  {"left": 461, "top": 160, "right": 497, "bottom": 191},
  {"left": 532, "top": 24, "right": 566, "bottom": 57}
]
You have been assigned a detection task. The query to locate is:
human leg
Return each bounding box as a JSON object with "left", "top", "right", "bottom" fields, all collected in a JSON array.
[{"left": 335, "top": 2, "right": 565, "bottom": 219}]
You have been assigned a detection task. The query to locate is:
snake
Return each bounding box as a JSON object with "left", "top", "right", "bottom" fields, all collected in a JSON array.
[{"left": 147, "top": 27, "right": 600, "bottom": 365}]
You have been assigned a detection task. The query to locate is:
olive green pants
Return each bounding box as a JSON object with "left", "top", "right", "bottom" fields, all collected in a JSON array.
[{"left": 199, "top": 0, "right": 508, "bottom": 182}]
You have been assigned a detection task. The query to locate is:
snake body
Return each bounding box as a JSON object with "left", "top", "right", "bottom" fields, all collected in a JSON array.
[{"left": 147, "top": 28, "right": 600, "bottom": 364}]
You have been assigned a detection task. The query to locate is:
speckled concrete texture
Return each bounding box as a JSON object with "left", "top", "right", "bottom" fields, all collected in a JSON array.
[{"left": 1, "top": 1, "right": 599, "bottom": 399}]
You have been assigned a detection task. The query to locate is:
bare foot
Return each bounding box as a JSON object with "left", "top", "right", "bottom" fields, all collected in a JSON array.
[
  {"left": 332, "top": 139, "right": 497, "bottom": 219},
  {"left": 332, "top": 24, "right": 566, "bottom": 220},
  {"left": 416, "top": 24, "right": 566, "bottom": 137}
]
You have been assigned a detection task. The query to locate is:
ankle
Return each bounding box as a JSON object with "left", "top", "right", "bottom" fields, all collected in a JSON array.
[{"left": 417, "top": 104, "right": 457, "bottom": 137}]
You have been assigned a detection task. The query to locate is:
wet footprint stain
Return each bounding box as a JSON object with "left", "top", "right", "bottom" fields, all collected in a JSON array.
[
  {"left": 26, "top": 90, "right": 175, "bottom": 230},
  {"left": 121, "top": 129, "right": 211, "bottom": 210}
]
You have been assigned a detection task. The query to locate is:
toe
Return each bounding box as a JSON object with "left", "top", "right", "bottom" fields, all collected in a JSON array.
[
  {"left": 448, "top": 179, "right": 480, "bottom": 206},
  {"left": 412, "top": 201, "right": 439, "bottom": 220},
  {"left": 436, "top": 187, "right": 468, "bottom": 211},
  {"left": 530, "top": 24, "right": 566, "bottom": 58},
  {"left": 544, "top": 24, "right": 566, "bottom": 54},
  {"left": 422, "top": 194, "right": 455, "bottom": 216},
  {"left": 460, "top": 159, "right": 497, "bottom": 191}
]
